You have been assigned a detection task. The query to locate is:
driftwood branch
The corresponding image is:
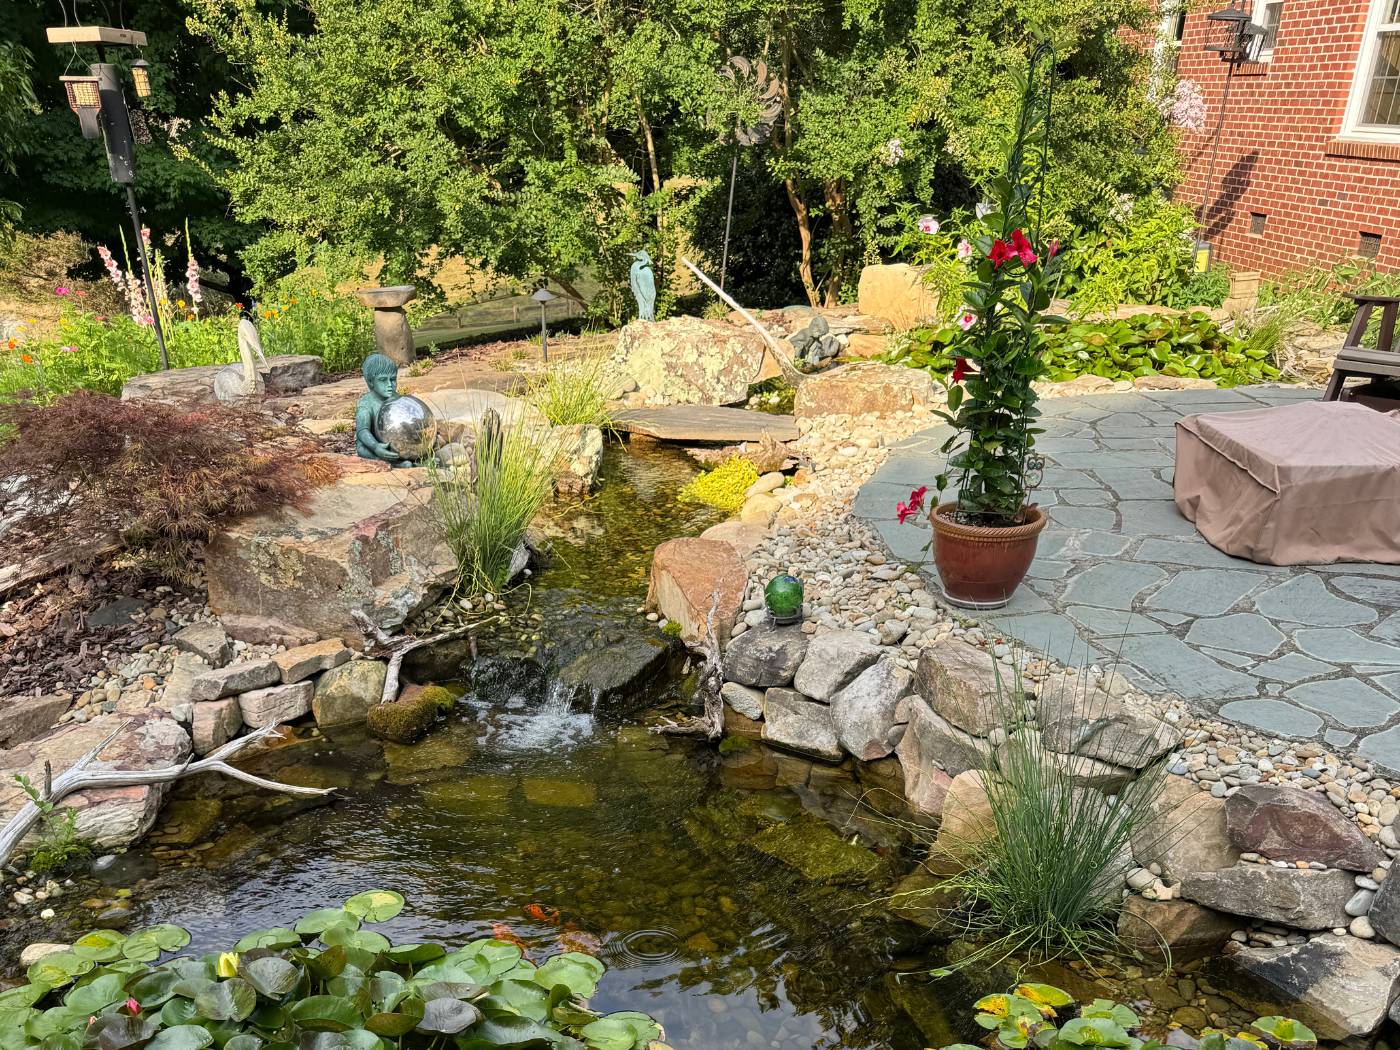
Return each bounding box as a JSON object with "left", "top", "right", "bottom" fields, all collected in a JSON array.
[
  {"left": 653, "top": 588, "right": 725, "bottom": 740},
  {"left": 353, "top": 614, "right": 501, "bottom": 706},
  {"left": 0, "top": 721, "right": 331, "bottom": 869},
  {"left": 681, "top": 256, "right": 807, "bottom": 388}
]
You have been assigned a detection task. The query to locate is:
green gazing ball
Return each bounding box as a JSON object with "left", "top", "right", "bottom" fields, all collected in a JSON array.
[{"left": 764, "top": 574, "right": 804, "bottom": 623}]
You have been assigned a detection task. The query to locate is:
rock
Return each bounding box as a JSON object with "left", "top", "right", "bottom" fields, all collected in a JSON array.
[
  {"left": 522, "top": 778, "right": 596, "bottom": 807},
  {"left": 172, "top": 622, "right": 232, "bottom": 668},
  {"left": 915, "top": 640, "right": 1021, "bottom": 736},
  {"left": 274, "top": 639, "right": 352, "bottom": 684},
  {"left": 738, "top": 493, "right": 780, "bottom": 526},
  {"left": 417, "top": 388, "right": 549, "bottom": 442},
  {"left": 366, "top": 688, "right": 439, "bottom": 745},
  {"left": 647, "top": 537, "right": 747, "bottom": 648},
  {"left": 1179, "top": 863, "right": 1354, "bottom": 929},
  {"left": 1133, "top": 375, "right": 1219, "bottom": 391},
  {"left": 557, "top": 634, "right": 679, "bottom": 713},
  {"left": 1368, "top": 866, "right": 1400, "bottom": 946},
  {"left": 0, "top": 693, "right": 72, "bottom": 748},
  {"left": 218, "top": 615, "right": 319, "bottom": 649},
  {"left": 312, "top": 660, "right": 389, "bottom": 727},
  {"left": 856, "top": 263, "right": 940, "bottom": 330},
  {"left": 830, "top": 658, "right": 913, "bottom": 761},
  {"left": 88, "top": 596, "right": 148, "bottom": 627},
  {"left": 551, "top": 424, "right": 604, "bottom": 496},
  {"left": 0, "top": 713, "right": 191, "bottom": 850},
  {"left": 721, "top": 682, "right": 765, "bottom": 720},
  {"left": 750, "top": 817, "right": 881, "bottom": 884},
  {"left": 935, "top": 770, "right": 998, "bottom": 864},
  {"left": 844, "top": 333, "right": 889, "bottom": 359},
  {"left": 1132, "top": 775, "right": 1239, "bottom": 879},
  {"left": 1209, "top": 933, "right": 1400, "bottom": 1040},
  {"left": 1225, "top": 783, "right": 1385, "bottom": 872},
  {"left": 1118, "top": 897, "right": 1235, "bottom": 963},
  {"left": 793, "top": 361, "right": 935, "bottom": 418},
  {"left": 121, "top": 356, "right": 324, "bottom": 404},
  {"left": 188, "top": 659, "right": 280, "bottom": 702},
  {"left": 614, "top": 317, "right": 767, "bottom": 405},
  {"left": 19, "top": 943, "right": 70, "bottom": 967},
  {"left": 895, "top": 694, "right": 993, "bottom": 780},
  {"left": 191, "top": 698, "right": 242, "bottom": 754},
  {"left": 205, "top": 465, "right": 457, "bottom": 648},
  {"left": 723, "top": 624, "right": 809, "bottom": 688},
  {"left": 1038, "top": 691, "right": 1180, "bottom": 770},
  {"left": 793, "top": 630, "right": 880, "bottom": 701},
  {"left": 885, "top": 870, "right": 961, "bottom": 931},
  {"left": 761, "top": 688, "right": 842, "bottom": 761},
  {"left": 237, "top": 681, "right": 315, "bottom": 729},
  {"left": 699, "top": 520, "right": 769, "bottom": 559}
]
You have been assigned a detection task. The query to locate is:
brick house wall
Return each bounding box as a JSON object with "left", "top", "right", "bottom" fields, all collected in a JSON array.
[{"left": 1171, "top": 0, "right": 1400, "bottom": 277}]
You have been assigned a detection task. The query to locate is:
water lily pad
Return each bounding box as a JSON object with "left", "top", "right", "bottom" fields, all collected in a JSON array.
[
  {"left": 233, "top": 929, "right": 302, "bottom": 953},
  {"left": 0, "top": 985, "right": 48, "bottom": 1010},
  {"left": 39, "top": 1034, "right": 81, "bottom": 1050},
  {"left": 479, "top": 981, "right": 547, "bottom": 1023},
  {"left": 295, "top": 910, "right": 359, "bottom": 937},
  {"left": 320, "top": 927, "right": 390, "bottom": 955},
  {"left": 73, "top": 931, "right": 127, "bottom": 963},
  {"left": 84, "top": 1013, "right": 157, "bottom": 1050},
  {"left": 122, "top": 926, "right": 191, "bottom": 963},
  {"left": 193, "top": 979, "right": 257, "bottom": 1022},
  {"left": 63, "top": 973, "right": 125, "bottom": 1014},
  {"left": 303, "top": 947, "right": 348, "bottom": 981},
  {"left": 126, "top": 970, "right": 181, "bottom": 1008},
  {"left": 343, "top": 891, "right": 404, "bottom": 924},
  {"left": 289, "top": 996, "right": 363, "bottom": 1033},
  {"left": 224, "top": 1036, "right": 264, "bottom": 1050},
  {"left": 146, "top": 1026, "right": 214, "bottom": 1050},
  {"left": 364, "top": 1006, "right": 423, "bottom": 1039},
  {"left": 26, "top": 953, "right": 93, "bottom": 989},
  {"left": 580, "top": 1012, "right": 659, "bottom": 1050},
  {"left": 159, "top": 999, "right": 199, "bottom": 1028},
  {"left": 415, "top": 999, "right": 481, "bottom": 1036},
  {"left": 452, "top": 940, "right": 521, "bottom": 979},
  {"left": 382, "top": 944, "right": 443, "bottom": 966},
  {"left": 239, "top": 958, "right": 300, "bottom": 999},
  {"left": 533, "top": 953, "right": 604, "bottom": 999},
  {"left": 298, "top": 1031, "right": 383, "bottom": 1050}
]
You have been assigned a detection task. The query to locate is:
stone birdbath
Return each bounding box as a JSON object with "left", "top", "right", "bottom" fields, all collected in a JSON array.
[{"left": 355, "top": 285, "right": 418, "bottom": 366}]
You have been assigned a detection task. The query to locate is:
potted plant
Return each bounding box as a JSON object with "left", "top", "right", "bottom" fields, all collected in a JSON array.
[{"left": 903, "top": 54, "right": 1062, "bottom": 609}]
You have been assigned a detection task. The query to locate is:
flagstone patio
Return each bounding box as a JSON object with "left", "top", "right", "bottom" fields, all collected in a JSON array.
[{"left": 855, "top": 385, "right": 1400, "bottom": 771}]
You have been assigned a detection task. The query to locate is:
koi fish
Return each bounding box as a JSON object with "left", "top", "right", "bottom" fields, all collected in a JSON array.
[
  {"left": 524, "top": 903, "right": 561, "bottom": 924},
  {"left": 491, "top": 923, "right": 531, "bottom": 952},
  {"left": 557, "top": 924, "right": 600, "bottom": 955}
]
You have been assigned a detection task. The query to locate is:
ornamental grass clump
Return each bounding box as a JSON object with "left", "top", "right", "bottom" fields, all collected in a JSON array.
[
  {"left": 430, "top": 424, "right": 555, "bottom": 594},
  {"left": 678, "top": 456, "right": 758, "bottom": 513},
  {"left": 526, "top": 352, "right": 615, "bottom": 429},
  {"left": 925, "top": 662, "right": 1172, "bottom": 966}
]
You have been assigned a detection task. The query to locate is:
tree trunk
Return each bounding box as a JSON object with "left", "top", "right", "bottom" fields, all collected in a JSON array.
[
  {"left": 778, "top": 35, "right": 820, "bottom": 307},
  {"left": 637, "top": 95, "right": 662, "bottom": 199},
  {"left": 822, "top": 178, "right": 856, "bottom": 308}
]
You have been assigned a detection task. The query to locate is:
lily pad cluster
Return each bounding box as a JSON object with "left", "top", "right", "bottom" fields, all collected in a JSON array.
[
  {"left": 937, "top": 983, "right": 1315, "bottom": 1050},
  {"left": 2, "top": 891, "right": 665, "bottom": 1050}
]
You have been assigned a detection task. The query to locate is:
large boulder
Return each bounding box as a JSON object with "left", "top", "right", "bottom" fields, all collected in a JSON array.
[
  {"left": 1117, "top": 897, "right": 1236, "bottom": 963},
  {"left": 1179, "top": 863, "right": 1354, "bottom": 929},
  {"left": 1037, "top": 691, "right": 1179, "bottom": 770},
  {"left": 856, "top": 264, "right": 940, "bottom": 330},
  {"left": 0, "top": 713, "right": 190, "bottom": 850},
  {"left": 935, "top": 770, "right": 998, "bottom": 863},
  {"left": 557, "top": 634, "right": 680, "bottom": 712},
  {"left": 237, "top": 682, "right": 315, "bottom": 729},
  {"left": 313, "top": 660, "right": 389, "bottom": 727},
  {"left": 1367, "top": 868, "right": 1400, "bottom": 946},
  {"left": 188, "top": 659, "right": 280, "bottom": 702},
  {"left": 1132, "top": 775, "right": 1239, "bottom": 879},
  {"left": 895, "top": 694, "right": 993, "bottom": 781},
  {"left": 723, "top": 624, "right": 809, "bottom": 688},
  {"left": 831, "top": 658, "right": 912, "bottom": 761},
  {"left": 915, "top": 640, "right": 1021, "bottom": 736},
  {"left": 205, "top": 464, "right": 457, "bottom": 648},
  {"left": 761, "top": 688, "right": 842, "bottom": 762},
  {"left": 615, "top": 317, "right": 767, "bottom": 405},
  {"left": 191, "top": 698, "right": 241, "bottom": 755},
  {"left": 551, "top": 424, "right": 604, "bottom": 496},
  {"left": 647, "top": 537, "right": 747, "bottom": 648},
  {"left": 793, "top": 361, "right": 935, "bottom": 419},
  {"left": 1209, "top": 934, "right": 1400, "bottom": 1040},
  {"left": 274, "top": 640, "right": 351, "bottom": 685},
  {"left": 1224, "top": 783, "right": 1384, "bottom": 872},
  {"left": 0, "top": 693, "right": 71, "bottom": 748},
  {"left": 417, "top": 388, "right": 549, "bottom": 441},
  {"left": 793, "top": 630, "right": 880, "bottom": 701}
]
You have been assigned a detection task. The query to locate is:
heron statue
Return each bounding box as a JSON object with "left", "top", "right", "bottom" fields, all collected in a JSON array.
[{"left": 629, "top": 250, "right": 656, "bottom": 322}]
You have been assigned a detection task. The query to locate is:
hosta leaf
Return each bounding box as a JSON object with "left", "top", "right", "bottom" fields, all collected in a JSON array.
[{"left": 342, "top": 892, "right": 403, "bottom": 924}]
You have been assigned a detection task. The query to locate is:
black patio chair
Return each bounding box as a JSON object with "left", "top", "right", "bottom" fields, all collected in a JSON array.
[{"left": 1322, "top": 294, "right": 1400, "bottom": 403}]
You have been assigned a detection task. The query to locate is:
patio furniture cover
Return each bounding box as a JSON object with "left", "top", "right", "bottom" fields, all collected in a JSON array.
[{"left": 1174, "top": 401, "right": 1400, "bottom": 565}]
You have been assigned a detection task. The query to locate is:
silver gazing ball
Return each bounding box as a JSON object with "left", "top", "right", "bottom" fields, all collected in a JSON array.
[{"left": 376, "top": 395, "right": 438, "bottom": 460}]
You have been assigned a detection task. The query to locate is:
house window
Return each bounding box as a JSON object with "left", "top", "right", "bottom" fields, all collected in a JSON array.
[
  {"left": 1346, "top": 0, "right": 1400, "bottom": 136},
  {"left": 1250, "top": 0, "right": 1284, "bottom": 61}
]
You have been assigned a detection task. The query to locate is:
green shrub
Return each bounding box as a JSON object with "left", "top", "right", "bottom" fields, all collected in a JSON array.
[
  {"left": 678, "top": 456, "right": 758, "bottom": 514},
  {"left": 1261, "top": 256, "right": 1400, "bottom": 331},
  {"left": 1060, "top": 197, "right": 1196, "bottom": 313},
  {"left": 1164, "top": 263, "right": 1230, "bottom": 310},
  {"left": 430, "top": 425, "right": 556, "bottom": 595},
  {"left": 1040, "top": 311, "right": 1281, "bottom": 387},
  {"left": 924, "top": 669, "right": 1172, "bottom": 965},
  {"left": 257, "top": 270, "right": 374, "bottom": 374},
  {"left": 14, "top": 774, "right": 92, "bottom": 875},
  {"left": 938, "top": 983, "right": 1315, "bottom": 1050},
  {"left": 526, "top": 352, "right": 614, "bottom": 428},
  {"left": 3, "top": 890, "right": 666, "bottom": 1050}
]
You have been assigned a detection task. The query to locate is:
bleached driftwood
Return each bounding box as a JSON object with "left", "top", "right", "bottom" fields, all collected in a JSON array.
[
  {"left": 652, "top": 588, "right": 724, "bottom": 740},
  {"left": 0, "top": 721, "right": 331, "bottom": 869},
  {"left": 681, "top": 256, "right": 806, "bottom": 388},
  {"left": 352, "top": 610, "right": 498, "bottom": 706}
]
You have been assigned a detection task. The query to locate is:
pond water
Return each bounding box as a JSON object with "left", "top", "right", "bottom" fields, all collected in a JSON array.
[{"left": 9, "top": 442, "right": 981, "bottom": 1047}]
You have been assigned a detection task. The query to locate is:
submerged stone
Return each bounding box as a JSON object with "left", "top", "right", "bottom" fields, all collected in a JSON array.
[
  {"left": 421, "top": 776, "right": 514, "bottom": 815},
  {"left": 749, "top": 817, "right": 881, "bottom": 884},
  {"left": 154, "top": 798, "right": 224, "bottom": 848},
  {"left": 557, "top": 634, "right": 679, "bottom": 712},
  {"left": 523, "top": 777, "right": 598, "bottom": 807},
  {"left": 382, "top": 727, "right": 475, "bottom": 785}
]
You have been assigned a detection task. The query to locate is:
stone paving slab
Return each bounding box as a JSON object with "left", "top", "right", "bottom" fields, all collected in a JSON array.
[{"left": 856, "top": 385, "right": 1400, "bottom": 772}]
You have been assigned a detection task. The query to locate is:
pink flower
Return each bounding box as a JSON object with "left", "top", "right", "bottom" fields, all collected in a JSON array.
[
  {"left": 54, "top": 286, "right": 70, "bottom": 297},
  {"left": 124, "top": 999, "right": 140, "bottom": 1016},
  {"left": 60, "top": 345, "right": 77, "bottom": 353},
  {"left": 917, "top": 215, "right": 940, "bottom": 235},
  {"left": 896, "top": 485, "right": 929, "bottom": 525},
  {"left": 989, "top": 239, "right": 1014, "bottom": 268},
  {"left": 1048, "top": 239, "right": 1060, "bottom": 259},
  {"left": 957, "top": 310, "right": 977, "bottom": 331},
  {"left": 956, "top": 239, "right": 973, "bottom": 261}
]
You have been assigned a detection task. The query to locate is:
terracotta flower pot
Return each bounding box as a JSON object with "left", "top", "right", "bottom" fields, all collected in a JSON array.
[{"left": 930, "top": 502, "right": 1047, "bottom": 609}]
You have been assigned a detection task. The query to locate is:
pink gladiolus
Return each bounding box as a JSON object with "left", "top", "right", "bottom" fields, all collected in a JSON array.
[{"left": 60, "top": 345, "right": 77, "bottom": 353}]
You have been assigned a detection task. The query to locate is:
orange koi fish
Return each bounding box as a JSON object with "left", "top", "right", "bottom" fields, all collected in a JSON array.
[
  {"left": 491, "top": 923, "right": 531, "bottom": 952},
  {"left": 524, "top": 903, "right": 561, "bottom": 924}
]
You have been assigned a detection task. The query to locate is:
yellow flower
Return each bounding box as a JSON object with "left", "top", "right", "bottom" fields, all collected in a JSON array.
[
  {"left": 216, "top": 952, "right": 239, "bottom": 977},
  {"left": 177, "top": 299, "right": 186, "bottom": 308}
]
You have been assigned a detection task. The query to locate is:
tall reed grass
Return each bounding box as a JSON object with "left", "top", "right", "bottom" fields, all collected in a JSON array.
[{"left": 525, "top": 352, "right": 614, "bottom": 429}]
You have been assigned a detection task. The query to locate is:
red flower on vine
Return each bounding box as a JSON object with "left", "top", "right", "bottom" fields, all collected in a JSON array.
[
  {"left": 989, "top": 239, "right": 1014, "bottom": 267},
  {"left": 896, "top": 485, "right": 929, "bottom": 525},
  {"left": 951, "top": 357, "right": 970, "bottom": 383},
  {"left": 1047, "top": 238, "right": 1060, "bottom": 259},
  {"left": 1010, "top": 229, "right": 1037, "bottom": 266}
]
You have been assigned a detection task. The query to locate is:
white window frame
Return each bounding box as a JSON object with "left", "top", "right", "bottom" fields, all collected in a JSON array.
[
  {"left": 1343, "top": 0, "right": 1400, "bottom": 140},
  {"left": 1250, "top": 0, "right": 1284, "bottom": 61}
]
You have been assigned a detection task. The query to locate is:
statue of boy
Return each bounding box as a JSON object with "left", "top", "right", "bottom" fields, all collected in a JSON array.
[{"left": 355, "top": 352, "right": 407, "bottom": 465}]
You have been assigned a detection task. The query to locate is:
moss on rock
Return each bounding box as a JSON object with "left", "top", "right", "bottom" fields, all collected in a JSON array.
[{"left": 367, "top": 692, "right": 439, "bottom": 744}]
